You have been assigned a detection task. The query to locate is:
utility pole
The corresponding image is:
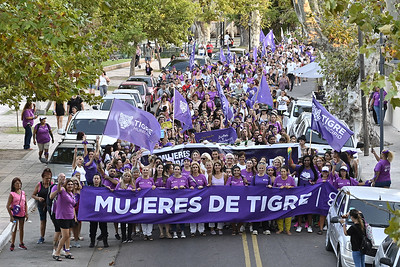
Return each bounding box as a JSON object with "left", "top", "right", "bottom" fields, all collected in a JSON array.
[
  {"left": 379, "top": 31, "right": 385, "bottom": 153},
  {"left": 358, "top": 27, "right": 369, "bottom": 156}
]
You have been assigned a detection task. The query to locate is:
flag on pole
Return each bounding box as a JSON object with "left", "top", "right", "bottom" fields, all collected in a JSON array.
[
  {"left": 173, "top": 89, "right": 193, "bottom": 132},
  {"left": 103, "top": 99, "right": 161, "bottom": 153},
  {"left": 311, "top": 98, "right": 354, "bottom": 152},
  {"left": 253, "top": 46, "right": 257, "bottom": 62},
  {"left": 226, "top": 45, "right": 232, "bottom": 64},
  {"left": 260, "top": 29, "right": 265, "bottom": 44},
  {"left": 251, "top": 75, "right": 273, "bottom": 106},
  {"left": 219, "top": 47, "right": 226, "bottom": 62},
  {"left": 189, "top": 41, "right": 196, "bottom": 71},
  {"left": 264, "top": 30, "right": 276, "bottom": 52},
  {"left": 214, "top": 77, "right": 233, "bottom": 122}
]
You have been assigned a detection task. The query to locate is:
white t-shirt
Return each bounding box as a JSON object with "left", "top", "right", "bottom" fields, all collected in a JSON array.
[
  {"left": 277, "top": 96, "right": 289, "bottom": 111},
  {"left": 99, "top": 75, "right": 108, "bottom": 86}
]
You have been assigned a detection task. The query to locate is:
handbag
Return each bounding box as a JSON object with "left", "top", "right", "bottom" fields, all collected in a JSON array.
[{"left": 12, "top": 192, "right": 23, "bottom": 216}]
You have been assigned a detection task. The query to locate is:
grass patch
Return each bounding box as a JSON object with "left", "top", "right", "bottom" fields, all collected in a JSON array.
[
  {"left": 1, "top": 127, "right": 25, "bottom": 134},
  {"left": 101, "top": 59, "right": 131, "bottom": 67}
]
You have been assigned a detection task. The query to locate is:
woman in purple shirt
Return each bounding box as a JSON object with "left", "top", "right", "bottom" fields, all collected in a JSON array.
[
  {"left": 334, "top": 166, "right": 362, "bottom": 190},
  {"left": 116, "top": 172, "right": 135, "bottom": 243},
  {"left": 241, "top": 159, "right": 256, "bottom": 185},
  {"left": 51, "top": 176, "right": 76, "bottom": 261},
  {"left": 316, "top": 166, "right": 334, "bottom": 235},
  {"left": 273, "top": 166, "right": 296, "bottom": 235},
  {"left": 167, "top": 165, "right": 188, "bottom": 239},
  {"left": 33, "top": 117, "right": 54, "bottom": 163},
  {"left": 227, "top": 166, "right": 247, "bottom": 235},
  {"left": 154, "top": 163, "right": 171, "bottom": 239},
  {"left": 21, "top": 102, "right": 36, "bottom": 150},
  {"left": 371, "top": 148, "right": 393, "bottom": 188},
  {"left": 181, "top": 158, "right": 192, "bottom": 179},
  {"left": 188, "top": 162, "right": 208, "bottom": 236}
]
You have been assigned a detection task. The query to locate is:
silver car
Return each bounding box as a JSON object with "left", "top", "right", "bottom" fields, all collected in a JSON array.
[
  {"left": 325, "top": 186, "right": 400, "bottom": 267},
  {"left": 374, "top": 235, "right": 399, "bottom": 267}
]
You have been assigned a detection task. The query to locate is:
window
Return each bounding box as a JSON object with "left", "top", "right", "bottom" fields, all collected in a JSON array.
[
  {"left": 305, "top": 128, "right": 354, "bottom": 147},
  {"left": 100, "top": 99, "right": 136, "bottom": 110},
  {"left": 118, "top": 85, "right": 145, "bottom": 95},
  {"left": 346, "top": 199, "right": 398, "bottom": 227},
  {"left": 127, "top": 77, "right": 152, "bottom": 87},
  {"left": 49, "top": 147, "right": 84, "bottom": 164},
  {"left": 67, "top": 119, "right": 107, "bottom": 135},
  {"left": 386, "top": 243, "right": 399, "bottom": 265}
]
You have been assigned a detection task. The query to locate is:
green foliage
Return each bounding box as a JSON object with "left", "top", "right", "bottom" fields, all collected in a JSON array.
[
  {"left": 385, "top": 203, "right": 400, "bottom": 246},
  {"left": 262, "top": 0, "right": 299, "bottom": 37}
]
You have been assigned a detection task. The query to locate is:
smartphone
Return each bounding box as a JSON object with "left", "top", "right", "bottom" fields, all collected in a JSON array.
[{"left": 160, "top": 129, "right": 165, "bottom": 138}]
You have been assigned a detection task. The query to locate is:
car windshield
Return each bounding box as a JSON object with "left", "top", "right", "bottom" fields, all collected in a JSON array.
[
  {"left": 67, "top": 118, "right": 107, "bottom": 135},
  {"left": 293, "top": 105, "right": 312, "bottom": 117},
  {"left": 118, "top": 85, "right": 145, "bottom": 95},
  {"left": 305, "top": 128, "right": 354, "bottom": 147},
  {"left": 127, "top": 77, "right": 152, "bottom": 87},
  {"left": 346, "top": 199, "right": 400, "bottom": 227},
  {"left": 49, "top": 147, "right": 85, "bottom": 164},
  {"left": 100, "top": 99, "right": 136, "bottom": 110}
]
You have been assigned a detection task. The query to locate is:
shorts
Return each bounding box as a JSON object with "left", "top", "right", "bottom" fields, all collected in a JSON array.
[
  {"left": 37, "top": 142, "right": 50, "bottom": 151},
  {"left": 58, "top": 219, "right": 75, "bottom": 229},
  {"left": 13, "top": 215, "right": 25, "bottom": 221},
  {"left": 50, "top": 212, "right": 61, "bottom": 232},
  {"left": 375, "top": 180, "right": 391, "bottom": 188},
  {"left": 145, "top": 56, "right": 151, "bottom": 62},
  {"left": 37, "top": 202, "right": 47, "bottom": 221}
]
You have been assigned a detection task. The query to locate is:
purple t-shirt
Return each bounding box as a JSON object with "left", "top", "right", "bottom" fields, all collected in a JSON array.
[
  {"left": 188, "top": 174, "right": 208, "bottom": 188},
  {"left": 295, "top": 165, "right": 318, "bottom": 186},
  {"left": 35, "top": 123, "right": 51, "bottom": 144},
  {"left": 181, "top": 168, "right": 191, "bottom": 179},
  {"left": 55, "top": 188, "right": 76, "bottom": 220},
  {"left": 115, "top": 182, "right": 134, "bottom": 191},
  {"left": 84, "top": 155, "right": 98, "bottom": 184},
  {"left": 334, "top": 178, "right": 359, "bottom": 190},
  {"left": 374, "top": 159, "right": 391, "bottom": 182},
  {"left": 252, "top": 174, "right": 271, "bottom": 186},
  {"left": 154, "top": 177, "right": 166, "bottom": 188},
  {"left": 22, "top": 109, "right": 34, "bottom": 128},
  {"left": 226, "top": 177, "right": 245, "bottom": 186},
  {"left": 241, "top": 169, "right": 255, "bottom": 185},
  {"left": 135, "top": 177, "right": 155, "bottom": 189},
  {"left": 273, "top": 175, "right": 296, "bottom": 187},
  {"left": 316, "top": 175, "right": 334, "bottom": 186},
  {"left": 102, "top": 176, "right": 119, "bottom": 190},
  {"left": 373, "top": 91, "right": 387, "bottom": 106},
  {"left": 166, "top": 176, "right": 189, "bottom": 189}
]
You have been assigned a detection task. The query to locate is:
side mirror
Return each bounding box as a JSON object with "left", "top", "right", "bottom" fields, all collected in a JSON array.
[
  {"left": 356, "top": 142, "right": 364, "bottom": 149},
  {"left": 330, "top": 216, "right": 340, "bottom": 223},
  {"left": 379, "top": 257, "right": 393, "bottom": 266},
  {"left": 92, "top": 105, "right": 98, "bottom": 110},
  {"left": 283, "top": 112, "right": 290, "bottom": 117}
]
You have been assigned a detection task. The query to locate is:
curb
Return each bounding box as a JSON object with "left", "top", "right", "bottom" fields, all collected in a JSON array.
[
  {"left": 103, "top": 61, "right": 131, "bottom": 72},
  {"left": 0, "top": 198, "right": 36, "bottom": 251}
]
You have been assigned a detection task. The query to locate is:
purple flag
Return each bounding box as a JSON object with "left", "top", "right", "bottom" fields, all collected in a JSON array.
[
  {"left": 252, "top": 75, "right": 273, "bottom": 106},
  {"left": 253, "top": 46, "right": 257, "bottom": 62},
  {"left": 103, "top": 99, "right": 161, "bottom": 153},
  {"left": 174, "top": 89, "right": 193, "bottom": 131},
  {"left": 264, "top": 30, "right": 276, "bottom": 52},
  {"left": 195, "top": 127, "right": 237, "bottom": 144},
  {"left": 226, "top": 46, "right": 232, "bottom": 64},
  {"left": 311, "top": 98, "right": 354, "bottom": 151},
  {"left": 189, "top": 41, "right": 196, "bottom": 71},
  {"left": 78, "top": 183, "right": 336, "bottom": 224},
  {"left": 260, "top": 29, "right": 265, "bottom": 43},
  {"left": 219, "top": 47, "right": 226, "bottom": 62},
  {"left": 215, "top": 77, "right": 233, "bottom": 122}
]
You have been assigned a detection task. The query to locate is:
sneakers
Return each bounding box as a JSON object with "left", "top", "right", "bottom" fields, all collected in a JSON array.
[
  {"left": 210, "top": 229, "right": 216, "bottom": 235},
  {"left": 252, "top": 230, "right": 258, "bottom": 235},
  {"left": 249, "top": 225, "right": 253, "bottom": 232},
  {"left": 239, "top": 225, "right": 245, "bottom": 233},
  {"left": 323, "top": 225, "right": 328, "bottom": 231},
  {"left": 115, "top": 233, "right": 121, "bottom": 240},
  {"left": 307, "top": 226, "right": 313, "bottom": 233},
  {"left": 19, "top": 243, "right": 27, "bottom": 250},
  {"left": 218, "top": 230, "right": 223, "bottom": 236},
  {"left": 263, "top": 230, "right": 271, "bottom": 235},
  {"left": 37, "top": 237, "right": 45, "bottom": 244},
  {"left": 173, "top": 232, "right": 178, "bottom": 239},
  {"left": 294, "top": 222, "right": 299, "bottom": 228},
  {"left": 296, "top": 226, "right": 302, "bottom": 233},
  {"left": 10, "top": 244, "right": 15, "bottom": 251},
  {"left": 127, "top": 239, "right": 133, "bottom": 243},
  {"left": 180, "top": 232, "right": 186, "bottom": 239},
  {"left": 73, "top": 241, "right": 81, "bottom": 248}
]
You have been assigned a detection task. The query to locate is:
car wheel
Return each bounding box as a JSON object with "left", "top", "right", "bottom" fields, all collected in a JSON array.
[
  {"left": 336, "top": 247, "right": 342, "bottom": 267},
  {"left": 325, "top": 231, "right": 333, "bottom": 251}
]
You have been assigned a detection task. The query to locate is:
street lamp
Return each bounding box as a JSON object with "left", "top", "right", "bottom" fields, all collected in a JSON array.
[{"left": 248, "top": 22, "right": 251, "bottom": 53}]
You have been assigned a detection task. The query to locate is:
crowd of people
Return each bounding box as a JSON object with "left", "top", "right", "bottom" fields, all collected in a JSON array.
[{"left": 11, "top": 38, "right": 394, "bottom": 263}]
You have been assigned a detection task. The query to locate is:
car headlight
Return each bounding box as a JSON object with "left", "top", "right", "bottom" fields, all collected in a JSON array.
[{"left": 345, "top": 241, "right": 352, "bottom": 252}]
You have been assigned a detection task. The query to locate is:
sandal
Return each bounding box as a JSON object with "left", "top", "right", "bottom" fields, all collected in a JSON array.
[
  {"left": 159, "top": 234, "right": 165, "bottom": 239},
  {"left": 148, "top": 236, "right": 154, "bottom": 241},
  {"left": 53, "top": 255, "right": 62, "bottom": 261},
  {"left": 65, "top": 254, "right": 74, "bottom": 259}
]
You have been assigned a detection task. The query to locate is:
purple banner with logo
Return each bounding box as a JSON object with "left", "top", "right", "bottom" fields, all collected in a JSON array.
[
  {"left": 194, "top": 128, "right": 237, "bottom": 144},
  {"left": 78, "top": 183, "right": 337, "bottom": 224},
  {"left": 140, "top": 143, "right": 300, "bottom": 166}
]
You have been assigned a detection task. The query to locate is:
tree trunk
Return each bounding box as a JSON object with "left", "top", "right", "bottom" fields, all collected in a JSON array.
[
  {"left": 155, "top": 39, "right": 162, "bottom": 70},
  {"left": 194, "top": 21, "right": 211, "bottom": 44},
  {"left": 129, "top": 43, "right": 137, "bottom": 77},
  {"left": 250, "top": 10, "right": 261, "bottom": 48},
  {"left": 240, "top": 25, "right": 249, "bottom": 48}
]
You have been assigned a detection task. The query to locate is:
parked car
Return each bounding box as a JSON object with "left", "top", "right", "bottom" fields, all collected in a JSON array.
[
  {"left": 117, "top": 81, "right": 148, "bottom": 100},
  {"left": 325, "top": 186, "right": 400, "bottom": 267},
  {"left": 374, "top": 235, "right": 399, "bottom": 267},
  {"left": 47, "top": 139, "right": 96, "bottom": 180},
  {"left": 63, "top": 110, "right": 117, "bottom": 147},
  {"left": 163, "top": 57, "right": 207, "bottom": 72},
  {"left": 210, "top": 48, "right": 246, "bottom": 63},
  {"left": 93, "top": 94, "right": 137, "bottom": 111},
  {"left": 112, "top": 89, "right": 143, "bottom": 109},
  {"left": 288, "top": 112, "right": 311, "bottom": 137},
  {"left": 285, "top": 98, "right": 312, "bottom": 131},
  {"left": 126, "top": 75, "right": 158, "bottom": 110}
]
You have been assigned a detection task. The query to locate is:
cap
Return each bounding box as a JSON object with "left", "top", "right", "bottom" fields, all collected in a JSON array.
[
  {"left": 340, "top": 166, "right": 348, "bottom": 171},
  {"left": 322, "top": 166, "right": 330, "bottom": 172},
  {"left": 346, "top": 150, "right": 357, "bottom": 156},
  {"left": 39, "top": 116, "right": 47, "bottom": 121}
]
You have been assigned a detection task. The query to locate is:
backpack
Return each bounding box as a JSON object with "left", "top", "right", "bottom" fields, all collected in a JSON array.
[
  {"left": 35, "top": 123, "right": 51, "bottom": 133},
  {"left": 46, "top": 184, "right": 57, "bottom": 216},
  {"left": 357, "top": 225, "right": 373, "bottom": 254}
]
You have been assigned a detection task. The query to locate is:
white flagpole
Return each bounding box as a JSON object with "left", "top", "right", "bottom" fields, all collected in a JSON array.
[{"left": 172, "top": 88, "right": 175, "bottom": 136}]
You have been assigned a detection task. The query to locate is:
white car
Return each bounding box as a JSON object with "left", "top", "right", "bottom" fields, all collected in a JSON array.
[
  {"left": 325, "top": 186, "right": 400, "bottom": 267},
  {"left": 285, "top": 98, "right": 312, "bottom": 131},
  {"left": 93, "top": 94, "right": 137, "bottom": 111},
  {"left": 374, "top": 235, "right": 399, "bottom": 267},
  {"left": 63, "top": 110, "right": 117, "bottom": 147},
  {"left": 113, "top": 89, "right": 143, "bottom": 109}
]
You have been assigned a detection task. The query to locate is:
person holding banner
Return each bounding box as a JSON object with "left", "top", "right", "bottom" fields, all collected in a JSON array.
[
  {"left": 334, "top": 166, "right": 362, "bottom": 189},
  {"left": 227, "top": 166, "right": 248, "bottom": 235},
  {"left": 273, "top": 166, "right": 296, "bottom": 235},
  {"left": 316, "top": 166, "right": 334, "bottom": 235},
  {"left": 208, "top": 160, "right": 226, "bottom": 235},
  {"left": 116, "top": 172, "right": 135, "bottom": 243},
  {"left": 181, "top": 158, "right": 192, "bottom": 179},
  {"left": 166, "top": 165, "right": 189, "bottom": 239},
  {"left": 241, "top": 159, "right": 256, "bottom": 185},
  {"left": 154, "top": 163, "right": 172, "bottom": 239},
  {"left": 188, "top": 162, "right": 208, "bottom": 237}
]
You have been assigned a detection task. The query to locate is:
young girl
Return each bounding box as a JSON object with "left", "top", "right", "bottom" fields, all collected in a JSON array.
[
  {"left": 89, "top": 174, "right": 108, "bottom": 248},
  {"left": 135, "top": 166, "right": 156, "bottom": 241},
  {"left": 181, "top": 158, "right": 192, "bottom": 179},
  {"left": 116, "top": 172, "right": 135, "bottom": 243},
  {"left": 7, "top": 177, "right": 28, "bottom": 251},
  {"left": 188, "top": 162, "right": 208, "bottom": 237},
  {"left": 71, "top": 176, "right": 82, "bottom": 248},
  {"left": 72, "top": 147, "right": 87, "bottom": 186}
]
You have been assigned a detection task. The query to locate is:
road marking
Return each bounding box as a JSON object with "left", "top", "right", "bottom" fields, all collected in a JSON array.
[
  {"left": 242, "top": 233, "right": 251, "bottom": 267},
  {"left": 252, "top": 235, "right": 263, "bottom": 267}
]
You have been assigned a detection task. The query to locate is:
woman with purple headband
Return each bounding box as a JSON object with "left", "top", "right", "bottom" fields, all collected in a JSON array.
[{"left": 370, "top": 148, "right": 393, "bottom": 188}]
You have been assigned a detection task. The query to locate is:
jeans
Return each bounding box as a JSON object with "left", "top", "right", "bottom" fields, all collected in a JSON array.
[
  {"left": 374, "top": 105, "right": 386, "bottom": 125},
  {"left": 99, "top": 85, "right": 107, "bottom": 96},
  {"left": 352, "top": 251, "right": 365, "bottom": 267},
  {"left": 24, "top": 125, "right": 32, "bottom": 149}
]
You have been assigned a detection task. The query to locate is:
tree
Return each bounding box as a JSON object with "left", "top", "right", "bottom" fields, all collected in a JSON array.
[{"left": 0, "top": 0, "right": 110, "bottom": 108}]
